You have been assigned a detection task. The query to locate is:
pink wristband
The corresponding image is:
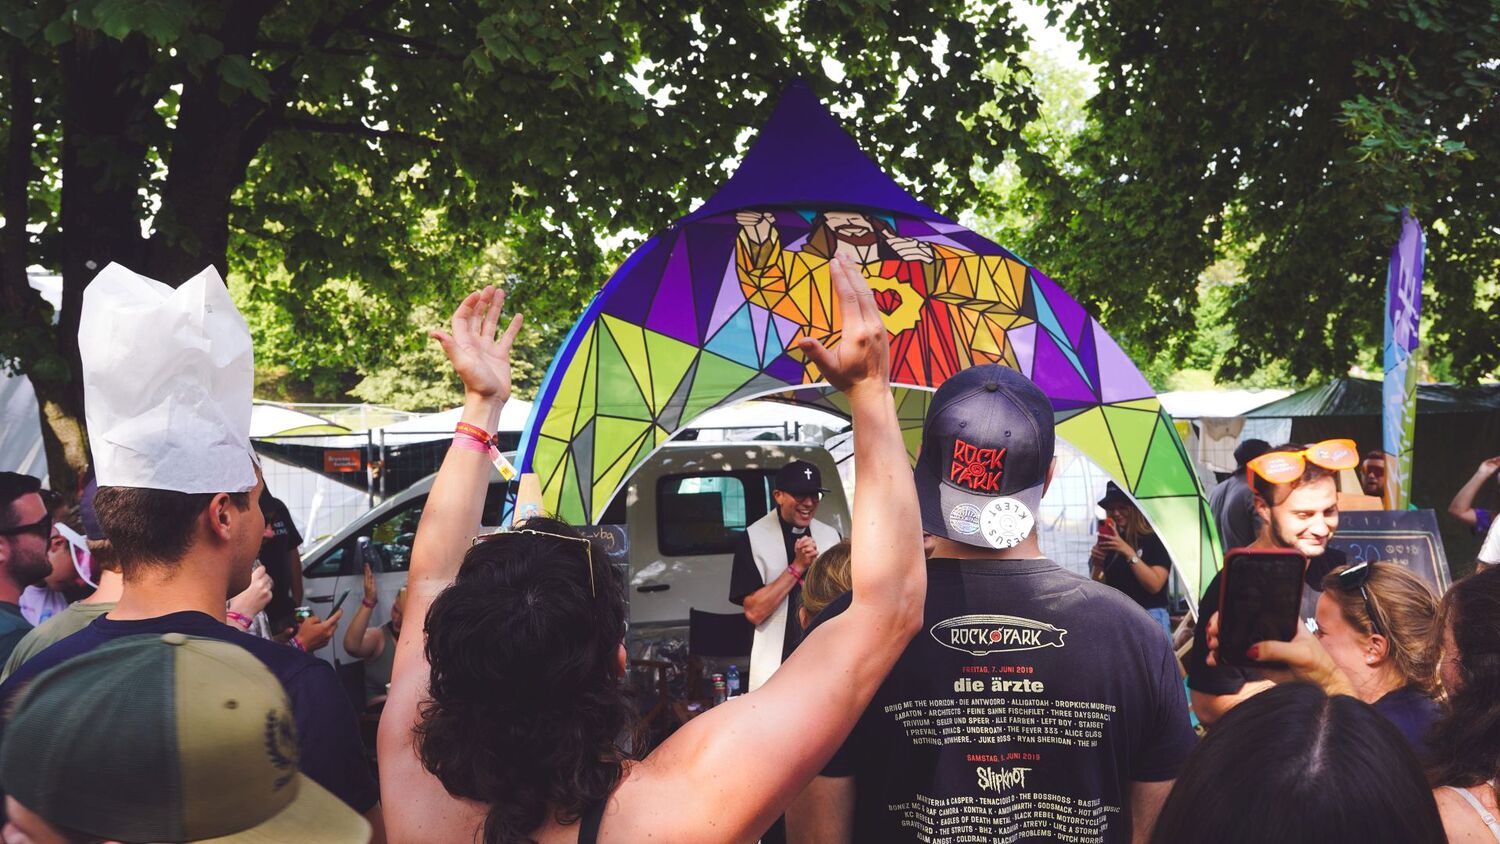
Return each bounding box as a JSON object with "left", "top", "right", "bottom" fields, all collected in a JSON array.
[
  {"left": 225, "top": 611, "right": 252, "bottom": 630},
  {"left": 289, "top": 637, "right": 306, "bottom": 652},
  {"left": 451, "top": 435, "right": 491, "bottom": 454}
]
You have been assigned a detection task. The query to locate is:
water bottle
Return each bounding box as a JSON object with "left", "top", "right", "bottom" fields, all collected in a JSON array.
[
  {"left": 726, "top": 664, "right": 741, "bottom": 698},
  {"left": 711, "top": 673, "right": 726, "bottom": 705}
]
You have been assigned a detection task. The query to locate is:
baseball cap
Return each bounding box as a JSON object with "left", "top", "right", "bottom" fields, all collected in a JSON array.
[
  {"left": 914, "top": 365, "right": 1055, "bottom": 549},
  {"left": 774, "top": 460, "right": 828, "bottom": 497},
  {"left": 1096, "top": 481, "right": 1131, "bottom": 509},
  {"left": 0, "top": 633, "right": 370, "bottom": 844}
]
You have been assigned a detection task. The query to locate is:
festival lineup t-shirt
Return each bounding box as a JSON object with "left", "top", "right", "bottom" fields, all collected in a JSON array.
[
  {"left": 0, "top": 611, "right": 378, "bottom": 814},
  {"left": 813, "top": 558, "right": 1197, "bottom": 843}
]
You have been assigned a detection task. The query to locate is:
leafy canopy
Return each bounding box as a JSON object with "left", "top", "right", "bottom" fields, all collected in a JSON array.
[{"left": 1015, "top": 0, "right": 1499, "bottom": 383}]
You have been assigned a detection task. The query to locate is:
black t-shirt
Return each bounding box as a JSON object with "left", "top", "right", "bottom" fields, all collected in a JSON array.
[
  {"left": 1186, "top": 547, "right": 1347, "bottom": 695},
  {"left": 812, "top": 558, "right": 1197, "bottom": 843},
  {"left": 1100, "top": 532, "right": 1171, "bottom": 610},
  {"left": 728, "top": 514, "right": 806, "bottom": 662},
  {"left": 0, "top": 611, "right": 378, "bottom": 813},
  {"left": 259, "top": 494, "right": 304, "bottom": 628}
]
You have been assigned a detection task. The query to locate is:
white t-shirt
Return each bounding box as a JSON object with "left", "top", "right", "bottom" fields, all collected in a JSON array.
[
  {"left": 1480, "top": 519, "right": 1500, "bottom": 566},
  {"left": 19, "top": 586, "right": 69, "bottom": 626}
]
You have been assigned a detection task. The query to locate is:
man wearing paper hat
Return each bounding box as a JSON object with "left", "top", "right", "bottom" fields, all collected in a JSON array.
[
  {"left": 1, "top": 633, "right": 370, "bottom": 843},
  {"left": 0, "top": 264, "right": 381, "bottom": 831},
  {"left": 792, "top": 365, "right": 1196, "bottom": 844}
]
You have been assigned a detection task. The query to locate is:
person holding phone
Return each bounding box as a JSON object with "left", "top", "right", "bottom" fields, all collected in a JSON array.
[
  {"left": 343, "top": 562, "right": 405, "bottom": 709},
  {"left": 1186, "top": 440, "right": 1356, "bottom": 728},
  {"left": 1204, "top": 561, "right": 1442, "bottom": 758},
  {"left": 1090, "top": 482, "right": 1173, "bottom": 636},
  {"left": 378, "top": 258, "right": 928, "bottom": 844}
]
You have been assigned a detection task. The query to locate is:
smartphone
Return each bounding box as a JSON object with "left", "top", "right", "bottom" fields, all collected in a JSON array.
[
  {"left": 1216, "top": 548, "right": 1307, "bottom": 668},
  {"left": 330, "top": 590, "right": 351, "bottom": 615},
  {"left": 1098, "top": 520, "right": 1116, "bottom": 538}
]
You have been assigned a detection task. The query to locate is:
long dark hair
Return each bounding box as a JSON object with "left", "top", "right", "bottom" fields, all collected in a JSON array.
[
  {"left": 1427, "top": 567, "right": 1500, "bottom": 788},
  {"left": 1150, "top": 683, "right": 1444, "bottom": 844},
  {"left": 415, "top": 517, "right": 632, "bottom": 844}
]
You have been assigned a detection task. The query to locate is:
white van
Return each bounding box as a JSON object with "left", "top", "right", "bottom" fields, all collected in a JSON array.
[{"left": 300, "top": 442, "right": 850, "bottom": 663}]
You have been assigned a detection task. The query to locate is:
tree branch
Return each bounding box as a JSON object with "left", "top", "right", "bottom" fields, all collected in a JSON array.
[{"left": 278, "top": 115, "right": 440, "bottom": 146}]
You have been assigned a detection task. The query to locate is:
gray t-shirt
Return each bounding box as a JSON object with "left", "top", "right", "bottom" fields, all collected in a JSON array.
[
  {"left": 1208, "top": 474, "right": 1259, "bottom": 550},
  {"left": 1, "top": 601, "right": 115, "bottom": 680}
]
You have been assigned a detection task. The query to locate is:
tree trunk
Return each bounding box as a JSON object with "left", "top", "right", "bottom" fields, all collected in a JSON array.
[{"left": 33, "top": 33, "right": 155, "bottom": 497}]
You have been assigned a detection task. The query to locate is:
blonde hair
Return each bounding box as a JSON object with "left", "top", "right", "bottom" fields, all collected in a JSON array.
[
  {"left": 1121, "top": 507, "right": 1155, "bottom": 546},
  {"left": 1323, "top": 562, "right": 1439, "bottom": 696},
  {"left": 800, "top": 540, "right": 852, "bottom": 621}
]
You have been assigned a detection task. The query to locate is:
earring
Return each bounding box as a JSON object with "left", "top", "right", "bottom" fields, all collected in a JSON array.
[{"left": 1366, "top": 656, "right": 1374, "bottom": 664}]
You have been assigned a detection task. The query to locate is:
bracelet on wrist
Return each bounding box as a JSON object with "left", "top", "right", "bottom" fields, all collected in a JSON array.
[
  {"left": 289, "top": 637, "right": 306, "bottom": 652},
  {"left": 225, "top": 611, "right": 252, "bottom": 631},
  {"left": 361, "top": 597, "right": 378, "bottom": 609}
]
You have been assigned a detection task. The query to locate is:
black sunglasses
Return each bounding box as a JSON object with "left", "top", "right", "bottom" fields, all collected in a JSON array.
[
  {"left": 0, "top": 512, "right": 52, "bottom": 539},
  {"left": 1336, "top": 562, "right": 1385, "bottom": 637}
]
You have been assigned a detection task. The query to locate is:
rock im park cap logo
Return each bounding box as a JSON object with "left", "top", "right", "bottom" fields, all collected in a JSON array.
[{"left": 930, "top": 614, "right": 1068, "bottom": 656}]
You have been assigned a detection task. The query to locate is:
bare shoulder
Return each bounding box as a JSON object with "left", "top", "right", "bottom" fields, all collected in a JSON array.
[{"left": 1434, "top": 786, "right": 1496, "bottom": 843}]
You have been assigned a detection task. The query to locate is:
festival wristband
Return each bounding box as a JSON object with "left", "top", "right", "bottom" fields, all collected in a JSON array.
[
  {"left": 361, "top": 597, "right": 378, "bottom": 609},
  {"left": 789, "top": 566, "right": 804, "bottom": 583},
  {"left": 289, "top": 637, "right": 306, "bottom": 652},
  {"left": 452, "top": 424, "right": 519, "bottom": 481},
  {"left": 225, "top": 611, "right": 252, "bottom": 630}
]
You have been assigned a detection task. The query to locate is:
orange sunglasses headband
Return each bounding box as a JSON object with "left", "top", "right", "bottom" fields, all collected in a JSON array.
[{"left": 1246, "top": 438, "right": 1359, "bottom": 485}]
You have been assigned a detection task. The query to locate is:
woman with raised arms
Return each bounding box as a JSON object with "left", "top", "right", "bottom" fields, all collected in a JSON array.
[{"left": 377, "top": 255, "right": 926, "bottom": 844}]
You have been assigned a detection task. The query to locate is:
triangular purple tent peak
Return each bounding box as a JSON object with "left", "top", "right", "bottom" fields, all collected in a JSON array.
[{"left": 682, "top": 80, "right": 949, "bottom": 223}]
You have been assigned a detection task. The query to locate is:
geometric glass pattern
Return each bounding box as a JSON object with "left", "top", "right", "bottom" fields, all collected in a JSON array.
[{"left": 518, "top": 82, "right": 1222, "bottom": 601}]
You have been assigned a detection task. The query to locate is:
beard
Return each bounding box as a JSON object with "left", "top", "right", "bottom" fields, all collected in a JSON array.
[
  {"left": 833, "top": 228, "right": 879, "bottom": 247},
  {"left": 13, "top": 545, "right": 53, "bottom": 587}
]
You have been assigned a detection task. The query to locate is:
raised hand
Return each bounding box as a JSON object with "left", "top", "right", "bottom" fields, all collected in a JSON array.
[
  {"left": 429, "top": 286, "right": 523, "bottom": 402},
  {"left": 797, "top": 255, "right": 891, "bottom": 395},
  {"left": 362, "top": 562, "right": 377, "bottom": 603},
  {"left": 881, "top": 230, "right": 935, "bottom": 263},
  {"left": 228, "top": 564, "right": 274, "bottom": 619},
  {"left": 736, "top": 210, "right": 775, "bottom": 244}
]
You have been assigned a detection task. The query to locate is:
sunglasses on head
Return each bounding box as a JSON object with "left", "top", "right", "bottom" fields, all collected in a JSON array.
[
  {"left": 1336, "top": 561, "right": 1385, "bottom": 637},
  {"left": 472, "top": 528, "right": 597, "bottom": 596},
  {"left": 0, "top": 512, "right": 52, "bottom": 539},
  {"left": 1247, "top": 439, "right": 1359, "bottom": 485}
]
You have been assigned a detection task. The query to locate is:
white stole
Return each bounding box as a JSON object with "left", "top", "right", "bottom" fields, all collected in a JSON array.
[{"left": 746, "top": 511, "right": 841, "bottom": 692}]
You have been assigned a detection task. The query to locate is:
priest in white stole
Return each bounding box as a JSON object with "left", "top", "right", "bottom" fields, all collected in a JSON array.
[{"left": 728, "top": 461, "right": 842, "bottom": 692}]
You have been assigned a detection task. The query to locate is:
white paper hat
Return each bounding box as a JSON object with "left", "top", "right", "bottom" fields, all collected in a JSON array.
[{"left": 79, "top": 263, "right": 257, "bottom": 494}]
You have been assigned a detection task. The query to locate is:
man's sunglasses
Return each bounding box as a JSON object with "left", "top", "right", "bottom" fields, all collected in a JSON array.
[
  {"left": 1247, "top": 439, "right": 1359, "bottom": 485},
  {"left": 0, "top": 513, "right": 52, "bottom": 539},
  {"left": 1336, "top": 561, "right": 1385, "bottom": 637}
]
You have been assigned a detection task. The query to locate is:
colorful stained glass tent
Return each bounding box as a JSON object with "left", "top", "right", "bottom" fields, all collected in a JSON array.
[{"left": 516, "top": 80, "right": 1222, "bottom": 601}]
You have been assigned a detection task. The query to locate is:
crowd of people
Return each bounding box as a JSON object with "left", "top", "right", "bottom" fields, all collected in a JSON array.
[{"left": 1, "top": 257, "right": 1499, "bottom": 844}]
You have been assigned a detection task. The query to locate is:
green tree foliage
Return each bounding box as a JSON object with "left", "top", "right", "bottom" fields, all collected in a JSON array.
[
  {"left": 0, "top": 0, "right": 1040, "bottom": 492},
  {"left": 1023, "top": 0, "right": 1499, "bottom": 383}
]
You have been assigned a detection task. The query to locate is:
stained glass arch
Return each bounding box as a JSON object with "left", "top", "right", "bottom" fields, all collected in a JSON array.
[{"left": 517, "top": 81, "right": 1222, "bottom": 602}]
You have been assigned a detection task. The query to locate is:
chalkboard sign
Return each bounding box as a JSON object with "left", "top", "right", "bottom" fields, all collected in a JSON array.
[{"left": 1327, "top": 509, "right": 1451, "bottom": 593}]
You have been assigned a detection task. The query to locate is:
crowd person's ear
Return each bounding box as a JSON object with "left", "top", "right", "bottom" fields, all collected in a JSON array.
[
  {"left": 206, "top": 492, "right": 237, "bottom": 542},
  {"left": 616, "top": 642, "right": 627, "bottom": 678},
  {"left": 1367, "top": 633, "right": 1390, "bottom": 665},
  {"left": 1041, "top": 457, "right": 1057, "bottom": 496}
]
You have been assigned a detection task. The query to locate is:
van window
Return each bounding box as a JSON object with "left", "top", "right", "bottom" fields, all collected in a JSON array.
[{"left": 657, "top": 472, "right": 773, "bottom": 556}]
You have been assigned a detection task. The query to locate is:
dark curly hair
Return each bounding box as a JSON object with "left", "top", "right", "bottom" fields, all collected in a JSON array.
[
  {"left": 1427, "top": 567, "right": 1500, "bottom": 789},
  {"left": 415, "top": 517, "right": 633, "bottom": 844}
]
